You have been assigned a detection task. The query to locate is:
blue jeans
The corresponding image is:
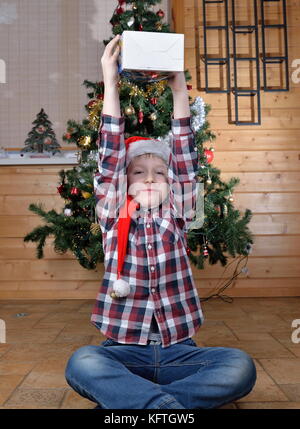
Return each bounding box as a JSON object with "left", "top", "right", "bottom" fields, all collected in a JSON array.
[{"left": 65, "top": 338, "right": 256, "bottom": 409}]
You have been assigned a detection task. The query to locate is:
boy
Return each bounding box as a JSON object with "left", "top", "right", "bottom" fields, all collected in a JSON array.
[{"left": 65, "top": 35, "right": 256, "bottom": 409}]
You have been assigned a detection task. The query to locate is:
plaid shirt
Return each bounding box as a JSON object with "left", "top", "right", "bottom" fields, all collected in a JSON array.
[{"left": 91, "top": 114, "right": 204, "bottom": 348}]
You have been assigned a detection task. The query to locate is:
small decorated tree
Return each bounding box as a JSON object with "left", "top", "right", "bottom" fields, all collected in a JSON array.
[{"left": 21, "top": 108, "right": 61, "bottom": 154}]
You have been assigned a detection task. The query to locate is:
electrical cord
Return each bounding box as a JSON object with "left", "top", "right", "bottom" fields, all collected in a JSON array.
[{"left": 200, "top": 254, "right": 249, "bottom": 303}]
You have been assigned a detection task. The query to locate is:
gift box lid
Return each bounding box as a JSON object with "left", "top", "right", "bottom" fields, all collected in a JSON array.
[{"left": 119, "top": 31, "right": 184, "bottom": 72}]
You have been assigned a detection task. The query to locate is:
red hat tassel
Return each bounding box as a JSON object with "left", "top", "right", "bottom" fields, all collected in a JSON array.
[{"left": 110, "top": 194, "right": 139, "bottom": 299}]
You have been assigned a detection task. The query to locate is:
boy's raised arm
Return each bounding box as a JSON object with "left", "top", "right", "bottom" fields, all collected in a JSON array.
[
  {"left": 94, "top": 35, "right": 126, "bottom": 233},
  {"left": 168, "top": 72, "right": 198, "bottom": 229},
  {"left": 101, "top": 35, "right": 121, "bottom": 118},
  {"left": 168, "top": 71, "right": 191, "bottom": 119}
]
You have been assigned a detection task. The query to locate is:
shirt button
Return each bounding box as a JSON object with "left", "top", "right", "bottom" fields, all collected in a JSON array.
[
  {"left": 148, "top": 244, "right": 152, "bottom": 250},
  {"left": 146, "top": 223, "right": 151, "bottom": 228},
  {"left": 99, "top": 147, "right": 103, "bottom": 154},
  {"left": 150, "top": 266, "right": 155, "bottom": 272},
  {"left": 151, "top": 288, "right": 156, "bottom": 293}
]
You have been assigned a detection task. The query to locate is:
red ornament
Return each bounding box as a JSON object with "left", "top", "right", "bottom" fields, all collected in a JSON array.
[
  {"left": 57, "top": 184, "right": 64, "bottom": 194},
  {"left": 36, "top": 125, "right": 46, "bottom": 134},
  {"left": 204, "top": 149, "right": 214, "bottom": 164},
  {"left": 139, "top": 24, "right": 143, "bottom": 31},
  {"left": 97, "top": 93, "right": 104, "bottom": 100},
  {"left": 150, "top": 97, "right": 158, "bottom": 105},
  {"left": 203, "top": 245, "right": 209, "bottom": 257},
  {"left": 186, "top": 246, "right": 191, "bottom": 256},
  {"left": 138, "top": 110, "right": 144, "bottom": 124},
  {"left": 116, "top": 6, "right": 124, "bottom": 15},
  {"left": 64, "top": 133, "right": 72, "bottom": 140},
  {"left": 187, "top": 84, "right": 193, "bottom": 90},
  {"left": 43, "top": 137, "right": 52, "bottom": 145},
  {"left": 88, "top": 99, "right": 97, "bottom": 108},
  {"left": 71, "top": 187, "right": 80, "bottom": 196},
  {"left": 156, "top": 9, "right": 165, "bottom": 18}
]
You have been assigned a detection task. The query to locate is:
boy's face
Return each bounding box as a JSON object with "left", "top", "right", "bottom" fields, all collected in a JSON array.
[{"left": 127, "top": 154, "right": 169, "bottom": 209}]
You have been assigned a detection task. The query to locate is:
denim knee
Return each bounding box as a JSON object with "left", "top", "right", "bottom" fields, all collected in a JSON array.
[
  {"left": 227, "top": 348, "right": 257, "bottom": 395},
  {"left": 65, "top": 345, "right": 98, "bottom": 383}
]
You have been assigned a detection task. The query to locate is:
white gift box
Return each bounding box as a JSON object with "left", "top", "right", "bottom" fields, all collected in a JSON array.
[{"left": 118, "top": 31, "right": 184, "bottom": 82}]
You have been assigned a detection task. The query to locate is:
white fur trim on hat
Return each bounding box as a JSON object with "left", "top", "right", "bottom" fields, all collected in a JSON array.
[{"left": 126, "top": 140, "right": 171, "bottom": 167}]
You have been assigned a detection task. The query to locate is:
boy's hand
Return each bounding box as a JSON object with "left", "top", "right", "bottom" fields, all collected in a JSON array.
[
  {"left": 168, "top": 71, "right": 187, "bottom": 94},
  {"left": 101, "top": 34, "right": 121, "bottom": 89}
]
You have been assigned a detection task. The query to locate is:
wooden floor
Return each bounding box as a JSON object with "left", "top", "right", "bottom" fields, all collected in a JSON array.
[{"left": 0, "top": 297, "right": 300, "bottom": 409}]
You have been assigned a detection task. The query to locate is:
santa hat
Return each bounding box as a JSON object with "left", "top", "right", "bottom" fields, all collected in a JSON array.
[
  {"left": 110, "top": 135, "right": 171, "bottom": 299},
  {"left": 125, "top": 136, "right": 171, "bottom": 168}
]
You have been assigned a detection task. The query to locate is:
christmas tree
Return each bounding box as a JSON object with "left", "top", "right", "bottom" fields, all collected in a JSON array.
[
  {"left": 24, "top": 0, "right": 253, "bottom": 273},
  {"left": 21, "top": 108, "right": 61, "bottom": 154}
]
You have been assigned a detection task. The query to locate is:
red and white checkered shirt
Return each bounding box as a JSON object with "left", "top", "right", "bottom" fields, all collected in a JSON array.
[{"left": 91, "top": 114, "right": 204, "bottom": 348}]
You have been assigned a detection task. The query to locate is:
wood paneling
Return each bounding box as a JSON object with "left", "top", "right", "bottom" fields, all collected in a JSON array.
[
  {"left": 172, "top": 0, "right": 300, "bottom": 297},
  {"left": 250, "top": 214, "right": 300, "bottom": 235},
  {"left": 2, "top": 256, "right": 300, "bottom": 281}
]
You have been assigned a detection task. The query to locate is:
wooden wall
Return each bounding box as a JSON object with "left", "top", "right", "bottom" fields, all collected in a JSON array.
[
  {"left": 171, "top": 0, "right": 300, "bottom": 297},
  {"left": 0, "top": 0, "right": 300, "bottom": 299}
]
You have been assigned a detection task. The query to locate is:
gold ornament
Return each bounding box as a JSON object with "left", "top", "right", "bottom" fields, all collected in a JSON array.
[
  {"left": 82, "top": 191, "right": 92, "bottom": 199},
  {"left": 149, "top": 112, "right": 157, "bottom": 121},
  {"left": 228, "top": 196, "right": 234, "bottom": 202},
  {"left": 206, "top": 177, "right": 212, "bottom": 185},
  {"left": 125, "top": 105, "right": 135, "bottom": 115},
  {"left": 90, "top": 223, "right": 101, "bottom": 235},
  {"left": 78, "top": 135, "right": 92, "bottom": 148}
]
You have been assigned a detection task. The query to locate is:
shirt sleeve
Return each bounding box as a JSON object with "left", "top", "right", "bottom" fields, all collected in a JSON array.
[
  {"left": 94, "top": 114, "right": 127, "bottom": 233},
  {"left": 168, "top": 116, "right": 199, "bottom": 232}
]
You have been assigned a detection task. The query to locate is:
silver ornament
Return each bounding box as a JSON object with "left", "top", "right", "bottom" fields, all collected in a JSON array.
[{"left": 127, "top": 17, "right": 134, "bottom": 27}]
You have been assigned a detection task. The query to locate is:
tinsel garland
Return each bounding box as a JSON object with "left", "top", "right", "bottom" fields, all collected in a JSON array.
[
  {"left": 190, "top": 96, "right": 206, "bottom": 133},
  {"left": 157, "top": 96, "right": 206, "bottom": 146}
]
